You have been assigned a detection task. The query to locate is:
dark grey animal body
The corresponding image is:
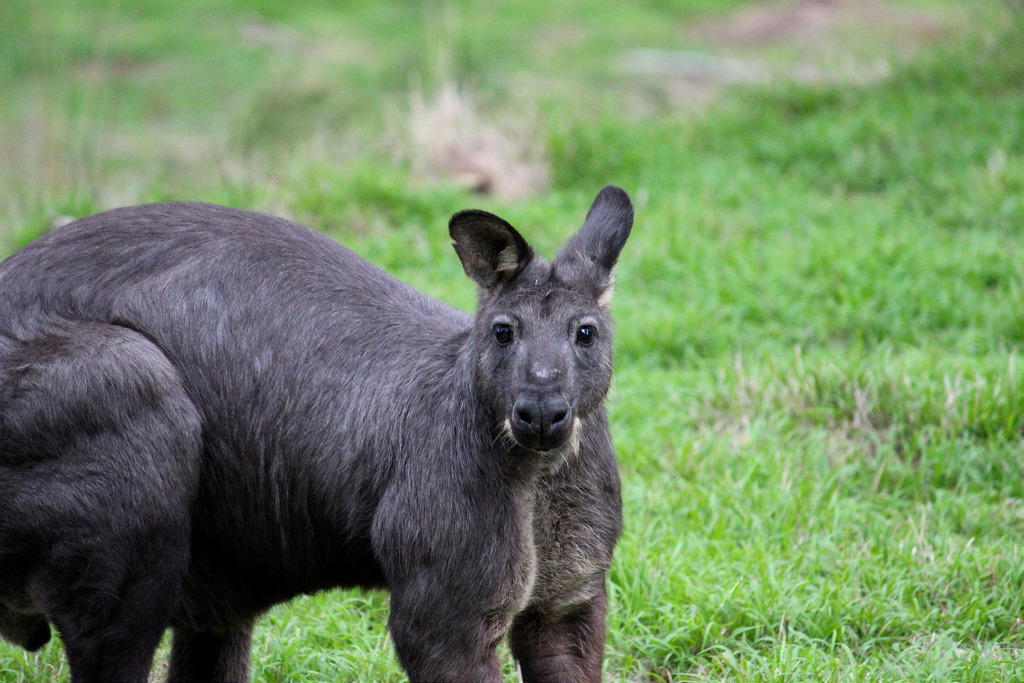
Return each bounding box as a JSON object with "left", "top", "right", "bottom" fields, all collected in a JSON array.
[{"left": 0, "top": 186, "right": 632, "bottom": 682}]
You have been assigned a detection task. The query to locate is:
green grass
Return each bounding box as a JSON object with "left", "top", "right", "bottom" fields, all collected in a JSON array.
[{"left": 1, "top": 0, "right": 1023, "bottom": 680}]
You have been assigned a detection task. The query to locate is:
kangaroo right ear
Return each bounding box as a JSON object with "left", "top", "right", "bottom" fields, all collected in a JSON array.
[
  {"left": 449, "top": 209, "right": 534, "bottom": 290},
  {"left": 554, "top": 186, "right": 633, "bottom": 306},
  {"left": 558, "top": 185, "right": 633, "bottom": 274}
]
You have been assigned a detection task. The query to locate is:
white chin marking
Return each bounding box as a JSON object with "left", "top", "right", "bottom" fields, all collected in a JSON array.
[{"left": 568, "top": 416, "right": 582, "bottom": 456}]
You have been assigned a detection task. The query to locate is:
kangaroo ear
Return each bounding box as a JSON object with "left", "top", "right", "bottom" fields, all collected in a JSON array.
[
  {"left": 450, "top": 209, "right": 534, "bottom": 290},
  {"left": 556, "top": 186, "right": 633, "bottom": 304}
]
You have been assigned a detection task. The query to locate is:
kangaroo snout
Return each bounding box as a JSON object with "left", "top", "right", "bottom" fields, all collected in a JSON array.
[{"left": 511, "top": 395, "right": 572, "bottom": 451}]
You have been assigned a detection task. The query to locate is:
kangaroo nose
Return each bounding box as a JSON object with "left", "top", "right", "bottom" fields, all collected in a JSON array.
[{"left": 513, "top": 396, "right": 570, "bottom": 437}]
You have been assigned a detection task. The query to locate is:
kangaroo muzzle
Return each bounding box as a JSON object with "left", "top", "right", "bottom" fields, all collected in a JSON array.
[{"left": 510, "top": 395, "right": 573, "bottom": 451}]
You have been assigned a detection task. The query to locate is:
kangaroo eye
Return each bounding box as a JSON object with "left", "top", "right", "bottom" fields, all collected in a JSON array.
[
  {"left": 575, "top": 325, "right": 596, "bottom": 346},
  {"left": 493, "top": 323, "right": 514, "bottom": 346}
]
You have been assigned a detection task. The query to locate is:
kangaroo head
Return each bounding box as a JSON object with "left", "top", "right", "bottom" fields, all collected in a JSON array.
[{"left": 450, "top": 186, "right": 633, "bottom": 454}]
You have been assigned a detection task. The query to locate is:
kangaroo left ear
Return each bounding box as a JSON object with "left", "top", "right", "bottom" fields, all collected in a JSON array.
[
  {"left": 450, "top": 209, "right": 534, "bottom": 291},
  {"left": 556, "top": 186, "right": 633, "bottom": 305}
]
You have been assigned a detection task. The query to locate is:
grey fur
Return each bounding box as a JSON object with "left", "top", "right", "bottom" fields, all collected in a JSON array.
[{"left": 0, "top": 186, "right": 632, "bottom": 683}]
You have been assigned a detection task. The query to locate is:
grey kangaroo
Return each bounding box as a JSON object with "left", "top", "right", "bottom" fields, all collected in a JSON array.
[{"left": 0, "top": 185, "right": 632, "bottom": 682}]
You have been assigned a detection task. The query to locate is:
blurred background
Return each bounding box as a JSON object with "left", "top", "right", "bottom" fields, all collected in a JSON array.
[
  {"left": 1, "top": 1, "right": 1022, "bottom": 681},
  {"left": 2, "top": 1, "right": 1016, "bottom": 238}
]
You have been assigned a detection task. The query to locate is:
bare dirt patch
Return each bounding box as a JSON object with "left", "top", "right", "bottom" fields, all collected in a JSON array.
[
  {"left": 689, "top": 0, "right": 951, "bottom": 54},
  {"left": 622, "top": 0, "right": 959, "bottom": 109}
]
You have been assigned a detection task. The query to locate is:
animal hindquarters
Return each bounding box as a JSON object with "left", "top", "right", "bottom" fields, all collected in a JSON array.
[{"left": 0, "top": 320, "right": 202, "bottom": 683}]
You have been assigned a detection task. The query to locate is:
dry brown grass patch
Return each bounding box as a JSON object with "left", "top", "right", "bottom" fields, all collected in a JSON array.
[{"left": 402, "top": 81, "right": 549, "bottom": 200}]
